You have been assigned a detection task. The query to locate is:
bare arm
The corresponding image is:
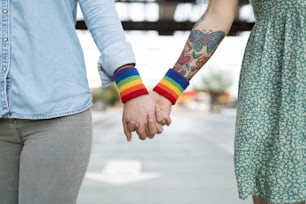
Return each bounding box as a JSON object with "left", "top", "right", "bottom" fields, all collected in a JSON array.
[
  {"left": 174, "top": 0, "right": 238, "bottom": 80},
  {"left": 152, "top": 0, "right": 238, "bottom": 125}
]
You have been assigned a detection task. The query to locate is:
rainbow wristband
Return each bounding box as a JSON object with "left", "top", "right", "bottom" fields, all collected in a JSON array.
[
  {"left": 153, "top": 68, "right": 189, "bottom": 105},
  {"left": 114, "top": 67, "right": 149, "bottom": 103}
]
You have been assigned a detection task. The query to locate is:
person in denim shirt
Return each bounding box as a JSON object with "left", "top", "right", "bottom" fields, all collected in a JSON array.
[{"left": 0, "top": 0, "right": 164, "bottom": 203}]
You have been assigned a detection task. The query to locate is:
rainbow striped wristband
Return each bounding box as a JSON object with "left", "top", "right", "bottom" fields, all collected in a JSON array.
[
  {"left": 153, "top": 68, "right": 189, "bottom": 105},
  {"left": 114, "top": 67, "right": 149, "bottom": 103}
]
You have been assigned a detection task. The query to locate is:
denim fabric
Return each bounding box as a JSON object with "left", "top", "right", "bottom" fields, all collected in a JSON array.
[
  {"left": 0, "top": 0, "right": 135, "bottom": 119},
  {"left": 0, "top": 109, "right": 92, "bottom": 204}
]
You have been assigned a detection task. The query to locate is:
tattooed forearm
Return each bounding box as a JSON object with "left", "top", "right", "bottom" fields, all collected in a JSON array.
[{"left": 174, "top": 29, "right": 225, "bottom": 80}]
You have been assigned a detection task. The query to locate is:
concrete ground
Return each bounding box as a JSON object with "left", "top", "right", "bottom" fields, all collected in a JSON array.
[{"left": 77, "top": 108, "right": 252, "bottom": 204}]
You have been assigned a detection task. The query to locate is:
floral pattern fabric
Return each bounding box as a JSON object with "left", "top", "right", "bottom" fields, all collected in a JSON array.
[{"left": 234, "top": 0, "right": 306, "bottom": 203}]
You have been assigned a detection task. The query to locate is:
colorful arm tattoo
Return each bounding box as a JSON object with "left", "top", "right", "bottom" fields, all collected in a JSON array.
[
  {"left": 154, "top": 15, "right": 226, "bottom": 105},
  {"left": 174, "top": 29, "right": 225, "bottom": 80}
]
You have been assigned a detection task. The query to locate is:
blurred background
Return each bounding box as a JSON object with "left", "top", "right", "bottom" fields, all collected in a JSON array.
[{"left": 75, "top": 1, "right": 255, "bottom": 203}]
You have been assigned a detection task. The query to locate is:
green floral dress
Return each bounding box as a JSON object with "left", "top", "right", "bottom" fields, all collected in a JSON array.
[{"left": 234, "top": 0, "right": 306, "bottom": 203}]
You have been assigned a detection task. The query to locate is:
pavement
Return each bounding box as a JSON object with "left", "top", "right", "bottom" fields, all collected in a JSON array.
[{"left": 77, "top": 107, "right": 252, "bottom": 204}]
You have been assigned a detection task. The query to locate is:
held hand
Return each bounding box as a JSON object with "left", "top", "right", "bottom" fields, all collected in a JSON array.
[
  {"left": 150, "top": 91, "right": 172, "bottom": 126},
  {"left": 122, "top": 95, "right": 163, "bottom": 141}
]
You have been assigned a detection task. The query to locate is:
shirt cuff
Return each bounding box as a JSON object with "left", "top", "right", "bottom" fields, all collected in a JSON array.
[{"left": 98, "top": 41, "right": 136, "bottom": 86}]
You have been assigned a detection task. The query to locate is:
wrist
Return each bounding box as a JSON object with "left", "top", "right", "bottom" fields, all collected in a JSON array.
[
  {"left": 153, "top": 68, "right": 189, "bottom": 105},
  {"left": 115, "top": 63, "right": 136, "bottom": 71},
  {"left": 114, "top": 67, "right": 148, "bottom": 103}
]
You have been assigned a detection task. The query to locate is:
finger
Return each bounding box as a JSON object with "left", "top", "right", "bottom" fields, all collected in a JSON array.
[
  {"left": 155, "top": 104, "right": 166, "bottom": 125},
  {"left": 136, "top": 123, "right": 147, "bottom": 140},
  {"left": 147, "top": 113, "right": 157, "bottom": 139},
  {"left": 127, "top": 120, "right": 137, "bottom": 132},
  {"left": 165, "top": 116, "right": 172, "bottom": 126},
  {"left": 156, "top": 123, "right": 164, "bottom": 134},
  {"left": 150, "top": 109, "right": 164, "bottom": 134},
  {"left": 123, "top": 121, "right": 132, "bottom": 142}
]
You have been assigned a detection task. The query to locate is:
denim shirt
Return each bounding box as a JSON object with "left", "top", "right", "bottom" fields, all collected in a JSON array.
[{"left": 0, "top": 0, "right": 135, "bottom": 119}]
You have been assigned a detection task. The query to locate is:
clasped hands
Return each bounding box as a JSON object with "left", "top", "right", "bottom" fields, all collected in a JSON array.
[{"left": 122, "top": 91, "right": 173, "bottom": 141}]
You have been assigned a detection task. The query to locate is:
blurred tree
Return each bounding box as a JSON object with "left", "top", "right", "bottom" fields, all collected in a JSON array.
[
  {"left": 196, "top": 68, "right": 233, "bottom": 112},
  {"left": 91, "top": 83, "right": 120, "bottom": 110}
]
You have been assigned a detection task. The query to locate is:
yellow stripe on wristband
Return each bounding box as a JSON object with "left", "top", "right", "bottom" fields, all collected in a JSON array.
[{"left": 118, "top": 79, "right": 143, "bottom": 92}]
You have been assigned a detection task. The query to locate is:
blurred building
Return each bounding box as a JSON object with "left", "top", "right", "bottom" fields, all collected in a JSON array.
[{"left": 76, "top": 0, "right": 254, "bottom": 35}]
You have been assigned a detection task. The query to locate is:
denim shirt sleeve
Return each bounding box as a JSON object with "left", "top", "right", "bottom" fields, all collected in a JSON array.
[{"left": 79, "top": 0, "right": 136, "bottom": 86}]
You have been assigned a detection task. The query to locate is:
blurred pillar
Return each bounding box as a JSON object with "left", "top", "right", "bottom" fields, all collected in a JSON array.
[{"left": 158, "top": 1, "right": 177, "bottom": 21}]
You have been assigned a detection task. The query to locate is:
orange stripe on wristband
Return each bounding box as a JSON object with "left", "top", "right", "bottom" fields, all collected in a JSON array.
[
  {"left": 120, "top": 84, "right": 147, "bottom": 97},
  {"left": 157, "top": 83, "right": 179, "bottom": 99}
]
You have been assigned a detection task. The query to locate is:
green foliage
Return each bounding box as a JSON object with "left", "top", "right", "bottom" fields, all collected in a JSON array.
[
  {"left": 195, "top": 67, "right": 233, "bottom": 112},
  {"left": 197, "top": 68, "right": 233, "bottom": 95},
  {"left": 91, "top": 83, "right": 120, "bottom": 107}
]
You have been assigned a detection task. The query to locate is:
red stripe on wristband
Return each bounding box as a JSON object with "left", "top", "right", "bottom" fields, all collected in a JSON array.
[
  {"left": 121, "top": 87, "right": 148, "bottom": 103},
  {"left": 153, "top": 85, "right": 177, "bottom": 105}
]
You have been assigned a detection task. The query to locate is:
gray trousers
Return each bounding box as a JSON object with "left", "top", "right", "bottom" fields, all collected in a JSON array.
[{"left": 0, "top": 110, "right": 92, "bottom": 204}]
